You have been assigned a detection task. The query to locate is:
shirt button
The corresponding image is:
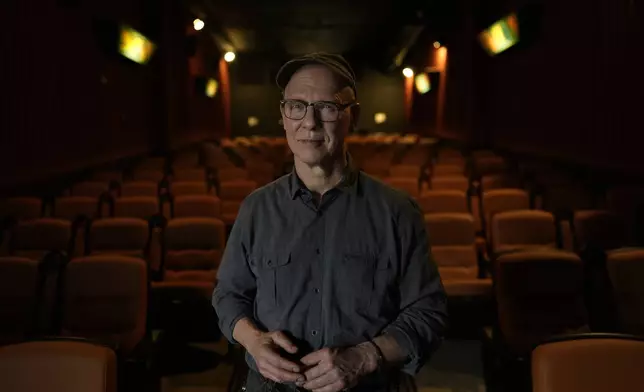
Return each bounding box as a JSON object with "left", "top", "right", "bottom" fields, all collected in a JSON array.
[
  {"left": 314, "top": 288, "right": 320, "bottom": 294},
  {"left": 316, "top": 248, "right": 321, "bottom": 255},
  {"left": 311, "top": 330, "right": 318, "bottom": 336}
]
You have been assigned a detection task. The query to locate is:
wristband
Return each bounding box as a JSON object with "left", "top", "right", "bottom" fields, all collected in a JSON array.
[{"left": 368, "top": 340, "right": 385, "bottom": 371}]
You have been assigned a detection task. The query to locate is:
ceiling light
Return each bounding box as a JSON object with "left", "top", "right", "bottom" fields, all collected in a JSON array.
[
  {"left": 247, "top": 116, "right": 259, "bottom": 127},
  {"left": 433, "top": 41, "right": 441, "bottom": 49},
  {"left": 193, "top": 19, "right": 205, "bottom": 31},
  {"left": 224, "top": 51, "right": 236, "bottom": 62},
  {"left": 402, "top": 68, "right": 414, "bottom": 78}
]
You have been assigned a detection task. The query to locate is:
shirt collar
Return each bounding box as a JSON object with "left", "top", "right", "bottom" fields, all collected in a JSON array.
[{"left": 287, "top": 153, "right": 360, "bottom": 200}]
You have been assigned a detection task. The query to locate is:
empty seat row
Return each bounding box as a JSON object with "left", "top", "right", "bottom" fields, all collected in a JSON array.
[{"left": 0, "top": 254, "right": 147, "bottom": 354}]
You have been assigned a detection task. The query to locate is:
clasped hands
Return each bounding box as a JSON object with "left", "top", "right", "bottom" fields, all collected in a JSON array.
[{"left": 246, "top": 331, "right": 380, "bottom": 392}]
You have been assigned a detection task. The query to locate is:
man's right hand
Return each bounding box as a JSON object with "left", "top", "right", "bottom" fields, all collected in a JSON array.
[
  {"left": 246, "top": 331, "right": 305, "bottom": 384},
  {"left": 234, "top": 318, "right": 304, "bottom": 384}
]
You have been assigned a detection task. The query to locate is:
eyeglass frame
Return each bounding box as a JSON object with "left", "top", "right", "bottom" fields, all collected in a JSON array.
[{"left": 280, "top": 99, "right": 358, "bottom": 122}]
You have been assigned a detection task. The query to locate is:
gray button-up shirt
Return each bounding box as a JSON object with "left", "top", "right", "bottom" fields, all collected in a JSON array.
[{"left": 212, "top": 161, "right": 448, "bottom": 383}]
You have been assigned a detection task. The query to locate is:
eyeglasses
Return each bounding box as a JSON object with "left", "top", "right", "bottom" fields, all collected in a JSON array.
[{"left": 280, "top": 99, "right": 356, "bottom": 122}]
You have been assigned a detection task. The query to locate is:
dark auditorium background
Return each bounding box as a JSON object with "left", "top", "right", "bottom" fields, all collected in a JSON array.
[
  {"left": 2, "top": 0, "right": 644, "bottom": 391},
  {"left": 1, "top": 0, "right": 642, "bottom": 192}
]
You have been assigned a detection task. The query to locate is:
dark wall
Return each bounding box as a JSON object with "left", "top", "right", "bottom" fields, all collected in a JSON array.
[
  {"left": 227, "top": 54, "right": 408, "bottom": 137},
  {"left": 355, "top": 69, "right": 407, "bottom": 134},
  {"left": 0, "top": 0, "right": 225, "bottom": 191},
  {"left": 0, "top": 0, "right": 158, "bottom": 189},
  {"left": 473, "top": 0, "right": 644, "bottom": 173}
]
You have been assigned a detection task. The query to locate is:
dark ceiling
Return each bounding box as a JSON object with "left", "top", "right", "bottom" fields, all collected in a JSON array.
[{"left": 190, "top": 0, "right": 462, "bottom": 71}]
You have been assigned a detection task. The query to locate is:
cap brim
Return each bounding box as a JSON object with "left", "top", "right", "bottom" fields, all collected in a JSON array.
[{"left": 275, "top": 57, "right": 356, "bottom": 94}]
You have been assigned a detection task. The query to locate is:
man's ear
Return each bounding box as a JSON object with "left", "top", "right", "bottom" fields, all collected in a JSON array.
[{"left": 350, "top": 103, "right": 361, "bottom": 131}]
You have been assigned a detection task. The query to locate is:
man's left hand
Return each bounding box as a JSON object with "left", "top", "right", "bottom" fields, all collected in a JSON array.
[{"left": 297, "top": 343, "right": 379, "bottom": 392}]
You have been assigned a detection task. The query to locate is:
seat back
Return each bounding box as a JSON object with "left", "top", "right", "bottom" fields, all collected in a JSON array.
[
  {"left": 62, "top": 255, "right": 148, "bottom": 354},
  {"left": 492, "top": 210, "right": 557, "bottom": 254},
  {"left": 389, "top": 165, "right": 421, "bottom": 179},
  {"left": 532, "top": 336, "right": 644, "bottom": 392},
  {"left": 606, "top": 248, "right": 644, "bottom": 335},
  {"left": 424, "top": 213, "right": 478, "bottom": 279},
  {"left": 171, "top": 181, "right": 210, "bottom": 197},
  {"left": 219, "top": 180, "right": 257, "bottom": 200},
  {"left": 483, "top": 189, "right": 530, "bottom": 235},
  {"left": 54, "top": 197, "right": 99, "bottom": 221},
  {"left": 114, "top": 197, "right": 159, "bottom": 220},
  {"left": 88, "top": 218, "right": 149, "bottom": 258},
  {"left": 495, "top": 249, "right": 588, "bottom": 354},
  {"left": 431, "top": 176, "right": 469, "bottom": 192},
  {"left": 173, "top": 195, "right": 221, "bottom": 218},
  {"left": 384, "top": 178, "right": 419, "bottom": 198},
  {"left": 0, "top": 197, "right": 42, "bottom": 221},
  {"left": 417, "top": 190, "right": 469, "bottom": 214},
  {"left": 164, "top": 217, "right": 226, "bottom": 272},
  {"left": 120, "top": 181, "right": 158, "bottom": 197},
  {"left": 218, "top": 167, "right": 249, "bottom": 182},
  {"left": 0, "top": 257, "right": 40, "bottom": 345},
  {"left": 0, "top": 340, "right": 117, "bottom": 392},
  {"left": 574, "top": 210, "right": 626, "bottom": 251},
  {"left": 10, "top": 219, "right": 72, "bottom": 260}
]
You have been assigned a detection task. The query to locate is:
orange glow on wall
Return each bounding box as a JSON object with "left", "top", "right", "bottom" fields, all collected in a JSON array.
[
  {"left": 404, "top": 74, "right": 414, "bottom": 124},
  {"left": 436, "top": 47, "right": 448, "bottom": 71},
  {"left": 219, "top": 58, "right": 232, "bottom": 137},
  {"left": 436, "top": 47, "right": 448, "bottom": 134}
]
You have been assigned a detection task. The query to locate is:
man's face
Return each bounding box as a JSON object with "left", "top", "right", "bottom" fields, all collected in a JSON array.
[{"left": 281, "top": 64, "right": 354, "bottom": 166}]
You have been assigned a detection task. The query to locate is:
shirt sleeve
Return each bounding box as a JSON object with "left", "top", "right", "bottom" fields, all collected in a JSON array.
[
  {"left": 383, "top": 198, "right": 448, "bottom": 375},
  {"left": 212, "top": 199, "right": 257, "bottom": 344}
]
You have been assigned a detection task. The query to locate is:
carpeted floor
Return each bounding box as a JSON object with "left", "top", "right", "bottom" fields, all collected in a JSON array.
[{"left": 159, "top": 339, "right": 486, "bottom": 392}]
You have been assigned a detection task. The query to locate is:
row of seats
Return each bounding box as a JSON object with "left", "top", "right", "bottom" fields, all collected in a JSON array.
[
  {"left": 0, "top": 340, "right": 117, "bottom": 392},
  {"left": 1, "top": 333, "right": 641, "bottom": 392},
  {"left": 0, "top": 216, "right": 225, "bottom": 280},
  {"left": 0, "top": 254, "right": 147, "bottom": 354}
]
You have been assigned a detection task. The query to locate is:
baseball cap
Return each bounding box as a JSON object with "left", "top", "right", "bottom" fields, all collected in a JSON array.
[{"left": 275, "top": 52, "right": 357, "bottom": 98}]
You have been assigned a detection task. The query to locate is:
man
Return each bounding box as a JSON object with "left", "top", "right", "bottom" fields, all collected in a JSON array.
[{"left": 212, "top": 53, "right": 447, "bottom": 392}]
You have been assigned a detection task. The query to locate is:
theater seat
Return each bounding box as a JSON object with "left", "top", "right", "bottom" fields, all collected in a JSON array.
[
  {"left": 173, "top": 195, "right": 221, "bottom": 219},
  {"left": 0, "top": 256, "right": 40, "bottom": 345},
  {"left": 425, "top": 213, "right": 492, "bottom": 297},
  {"left": 62, "top": 255, "right": 147, "bottom": 355},
  {"left": 114, "top": 197, "right": 159, "bottom": 220},
  {"left": 384, "top": 178, "right": 419, "bottom": 198},
  {"left": 0, "top": 197, "right": 42, "bottom": 222},
  {"left": 432, "top": 164, "right": 463, "bottom": 176},
  {"left": 491, "top": 210, "right": 558, "bottom": 255},
  {"left": 482, "top": 189, "right": 530, "bottom": 236},
  {"left": 417, "top": 190, "right": 469, "bottom": 214},
  {"left": 9, "top": 218, "right": 72, "bottom": 260},
  {"left": 54, "top": 196, "right": 100, "bottom": 221},
  {"left": 389, "top": 164, "right": 421, "bottom": 179},
  {"left": 532, "top": 335, "right": 644, "bottom": 392},
  {"left": 120, "top": 181, "right": 158, "bottom": 197},
  {"left": 218, "top": 167, "right": 249, "bottom": 182},
  {"left": 70, "top": 181, "right": 109, "bottom": 198},
  {"left": 219, "top": 180, "right": 257, "bottom": 224},
  {"left": 0, "top": 340, "right": 117, "bottom": 392},
  {"left": 431, "top": 176, "right": 469, "bottom": 192},
  {"left": 606, "top": 248, "right": 644, "bottom": 335},
  {"left": 171, "top": 181, "right": 211, "bottom": 196},
  {"left": 88, "top": 218, "right": 149, "bottom": 259},
  {"left": 163, "top": 217, "right": 226, "bottom": 283},
  {"left": 574, "top": 210, "right": 626, "bottom": 251},
  {"left": 494, "top": 249, "right": 588, "bottom": 355}
]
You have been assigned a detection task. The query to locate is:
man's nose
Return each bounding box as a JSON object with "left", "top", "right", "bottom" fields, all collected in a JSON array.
[{"left": 301, "top": 105, "right": 321, "bottom": 129}]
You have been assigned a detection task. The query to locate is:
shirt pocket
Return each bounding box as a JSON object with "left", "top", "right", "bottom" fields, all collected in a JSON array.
[
  {"left": 339, "top": 252, "right": 390, "bottom": 313},
  {"left": 255, "top": 251, "right": 292, "bottom": 309}
]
